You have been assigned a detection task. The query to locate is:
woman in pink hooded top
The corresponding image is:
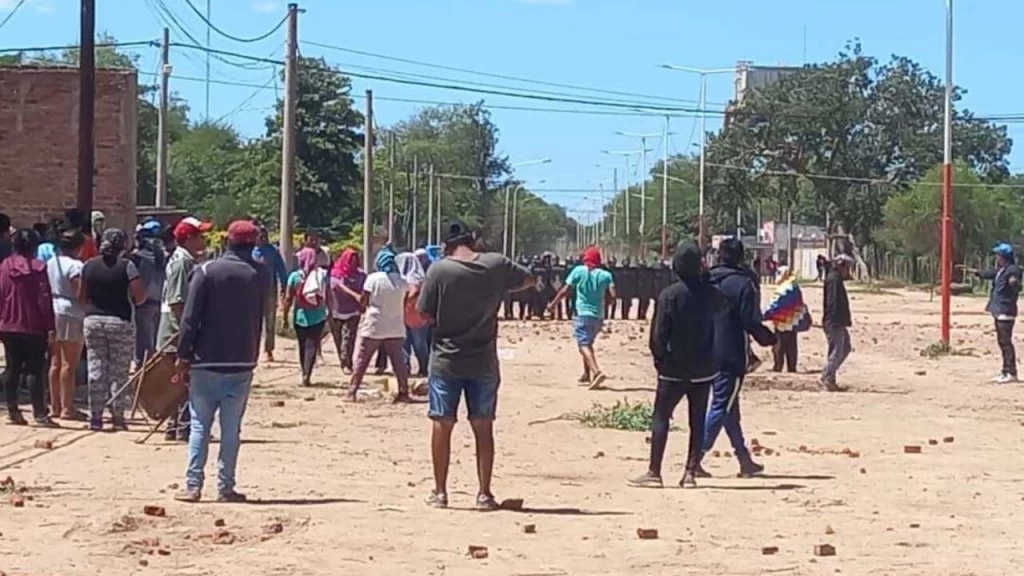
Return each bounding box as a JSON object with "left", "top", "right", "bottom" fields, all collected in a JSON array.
[{"left": 0, "top": 229, "right": 57, "bottom": 426}]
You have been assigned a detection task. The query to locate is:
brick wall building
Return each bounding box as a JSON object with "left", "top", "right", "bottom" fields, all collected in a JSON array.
[{"left": 0, "top": 66, "right": 137, "bottom": 231}]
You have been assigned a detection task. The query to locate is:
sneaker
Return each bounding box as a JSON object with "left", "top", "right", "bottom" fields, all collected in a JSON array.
[
  {"left": 738, "top": 460, "right": 765, "bottom": 478},
  {"left": 88, "top": 418, "right": 103, "bottom": 432},
  {"left": 7, "top": 410, "right": 27, "bottom": 426},
  {"left": 34, "top": 415, "right": 60, "bottom": 428},
  {"left": 174, "top": 488, "right": 202, "bottom": 503},
  {"left": 691, "top": 464, "right": 712, "bottom": 478},
  {"left": 217, "top": 490, "right": 247, "bottom": 503},
  {"left": 588, "top": 372, "right": 607, "bottom": 390},
  {"left": 747, "top": 355, "right": 763, "bottom": 373},
  {"left": 626, "top": 472, "right": 664, "bottom": 489},
  {"left": 111, "top": 417, "right": 128, "bottom": 432},
  {"left": 164, "top": 428, "right": 177, "bottom": 442},
  {"left": 679, "top": 470, "right": 698, "bottom": 489},
  {"left": 475, "top": 493, "right": 500, "bottom": 511},
  {"left": 819, "top": 378, "right": 841, "bottom": 392},
  {"left": 425, "top": 491, "right": 448, "bottom": 509},
  {"left": 995, "top": 373, "right": 1019, "bottom": 384}
]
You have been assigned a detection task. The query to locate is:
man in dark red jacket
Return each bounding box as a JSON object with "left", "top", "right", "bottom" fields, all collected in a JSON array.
[{"left": 0, "top": 229, "right": 56, "bottom": 426}]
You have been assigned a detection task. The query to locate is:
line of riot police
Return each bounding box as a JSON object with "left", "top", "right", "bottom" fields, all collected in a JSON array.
[{"left": 501, "top": 254, "right": 675, "bottom": 321}]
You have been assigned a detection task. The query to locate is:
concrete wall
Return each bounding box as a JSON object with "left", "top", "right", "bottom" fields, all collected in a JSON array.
[{"left": 0, "top": 66, "right": 137, "bottom": 231}]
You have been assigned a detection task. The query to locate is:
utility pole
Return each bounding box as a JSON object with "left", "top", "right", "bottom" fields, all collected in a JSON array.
[
  {"left": 435, "top": 175, "right": 441, "bottom": 245},
  {"left": 278, "top": 3, "right": 298, "bottom": 266},
  {"left": 940, "top": 0, "right": 954, "bottom": 347},
  {"left": 411, "top": 156, "right": 418, "bottom": 248},
  {"left": 427, "top": 164, "right": 434, "bottom": 245},
  {"left": 205, "top": 0, "right": 211, "bottom": 120},
  {"left": 388, "top": 132, "right": 395, "bottom": 243},
  {"left": 363, "top": 89, "right": 374, "bottom": 267},
  {"left": 511, "top": 185, "right": 521, "bottom": 258},
  {"left": 661, "top": 116, "right": 670, "bottom": 259},
  {"left": 612, "top": 168, "right": 618, "bottom": 238},
  {"left": 155, "top": 27, "right": 170, "bottom": 207},
  {"left": 502, "top": 185, "right": 510, "bottom": 256},
  {"left": 77, "top": 0, "right": 96, "bottom": 229},
  {"left": 639, "top": 142, "right": 647, "bottom": 247}
]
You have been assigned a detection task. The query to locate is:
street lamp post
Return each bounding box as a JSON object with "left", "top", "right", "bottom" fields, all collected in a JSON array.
[
  {"left": 511, "top": 187, "right": 544, "bottom": 258},
  {"left": 660, "top": 64, "right": 735, "bottom": 247},
  {"left": 503, "top": 158, "right": 552, "bottom": 257},
  {"left": 940, "top": 0, "right": 954, "bottom": 347},
  {"left": 604, "top": 149, "right": 646, "bottom": 257}
]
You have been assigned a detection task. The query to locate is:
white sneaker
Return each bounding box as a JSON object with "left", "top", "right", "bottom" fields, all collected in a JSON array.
[
  {"left": 995, "top": 373, "right": 1019, "bottom": 384},
  {"left": 991, "top": 373, "right": 1007, "bottom": 383}
]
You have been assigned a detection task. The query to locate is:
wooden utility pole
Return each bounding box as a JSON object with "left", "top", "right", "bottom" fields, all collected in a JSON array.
[
  {"left": 363, "top": 89, "right": 374, "bottom": 267},
  {"left": 411, "top": 156, "right": 418, "bottom": 248},
  {"left": 388, "top": 131, "right": 395, "bottom": 243},
  {"left": 155, "top": 27, "right": 170, "bottom": 207},
  {"left": 77, "top": 0, "right": 96, "bottom": 230},
  {"left": 278, "top": 3, "right": 298, "bottom": 265}
]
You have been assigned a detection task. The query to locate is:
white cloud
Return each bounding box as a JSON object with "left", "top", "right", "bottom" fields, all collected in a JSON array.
[
  {"left": 0, "top": 0, "right": 55, "bottom": 14},
  {"left": 515, "top": 0, "right": 574, "bottom": 4},
  {"left": 34, "top": 0, "right": 55, "bottom": 14},
  {"left": 250, "top": 0, "right": 280, "bottom": 13}
]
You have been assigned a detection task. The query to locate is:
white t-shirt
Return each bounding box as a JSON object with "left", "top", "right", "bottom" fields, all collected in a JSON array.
[
  {"left": 46, "top": 254, "right": 85, "bottom": 319},
  {"left": 358, "top": 271, "right": 408, "bottom": 339}
]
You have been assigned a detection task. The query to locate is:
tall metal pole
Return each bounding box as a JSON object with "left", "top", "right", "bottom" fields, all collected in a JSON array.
[
  {"left": 427, "top": 164, "right": 434, "bottom": 245},
  {"left": 435, "top": 176, "right": 441, "bottom": 245},
  {"left": 639, "top": 138, "right": 647, "bottom": 249},
  {"left": 661, "top": 116, "right": 669, "bottom": 259},
  {"left": 155, "top": 27, "right": 170, "bottom": 208},
  {"left": 77, "top": 0, "right": 96, "bottom": 229},
  {"left": 940, "top": 0, "right": 954, "bottom": 346},
  {"left": 363, "top": 90, "right": 374, "bottom": 267},
  {"left": 612, "top": 168, "right": 618, "bottom": 238},
  {"left": 411, "top": 156, "right": 418, "bottom": 248},
  {"left": 388, "top": 132, "right": 395, "bottom": 243},
  {"left": 278, "top": 3, "right": 298, "bottom": 266},
  {"left": 698, "top": 73, "right": 707, "bottom": 248},
  {"left": 624, "top": 155, "right": 631, "bottom": 255},
  {"left": 511, "top": 185, "right": 521, "bottom": 258},
  {"left": 502, "top": 185, "right": 510, "bottom": 256},
  {"left": 205, "top": 0, "right": 211, "bottom": 120}
]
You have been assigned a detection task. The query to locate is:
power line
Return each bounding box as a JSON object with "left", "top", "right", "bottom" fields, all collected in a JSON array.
[
  {"left": 181, "top": 0, "right": 287, "bottom": 43},
  {"left": 212, "top": 70, "right": 278, "bottom": 124},
  {"left": 0, "top": 0, "right": 29, "bottom": 33},
  {"left": 0, "top": 40, "right": 159, "bottom": 54},
  {"left": 303, "top": 39, "right": 726, "bottom": 108}
]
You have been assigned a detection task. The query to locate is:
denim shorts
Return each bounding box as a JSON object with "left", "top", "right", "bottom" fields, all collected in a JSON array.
[
  {"left": 573, "top": 316, "right": 603, "bottom": 347},
  {"left": 427, "top": 372, "right": 500, "bottom": 421}
]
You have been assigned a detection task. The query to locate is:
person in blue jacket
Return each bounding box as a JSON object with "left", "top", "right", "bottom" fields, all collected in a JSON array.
[
  {"left": 974, "top": 242, "right": 1022, "bottom": 383},
  {"left": 697, "top": 237, "right": 776, "bottom": 478},
  {"left": 252, "top": 226, "right": 288, "bottom": 363}
]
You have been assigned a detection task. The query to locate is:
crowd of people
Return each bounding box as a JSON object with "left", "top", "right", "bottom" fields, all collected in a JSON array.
[{"left": 1, "top": 207, "right": 1020, "bottom": 505}]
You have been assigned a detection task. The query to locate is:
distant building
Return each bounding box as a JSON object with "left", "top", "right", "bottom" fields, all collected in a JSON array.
[{"left": 725, "top": 61, "right": 804, "bottom": 127}]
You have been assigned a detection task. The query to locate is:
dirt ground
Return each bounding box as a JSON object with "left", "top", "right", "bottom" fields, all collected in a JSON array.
[{"left": 2, "top": 285, "right": 1023, "bottom": 576}]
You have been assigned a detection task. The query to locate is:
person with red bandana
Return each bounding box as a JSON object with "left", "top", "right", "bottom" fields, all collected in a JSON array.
[{"left": 548, "top": 246, "right": 616, "bottom": 389}]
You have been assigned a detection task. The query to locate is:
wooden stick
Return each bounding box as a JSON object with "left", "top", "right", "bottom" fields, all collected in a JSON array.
[{"left": 134, "top": 415, "right": 170, "bottom": 445}]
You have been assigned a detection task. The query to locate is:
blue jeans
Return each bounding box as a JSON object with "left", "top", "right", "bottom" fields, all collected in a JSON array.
[
  {"left": 573, "top": 316, "right": 603, "bottom": 347},
  {"left": 701, "top": 372, "right": 750, "bottom": 461},
  {"left": 186, "top": 369, "right": 253, "bottom": 494},
  {"left": 403, "top": 325, "right": 431, "bottom": 376},
  {"left": 427, "top": 372, "right": 500, "bottom": 421}
]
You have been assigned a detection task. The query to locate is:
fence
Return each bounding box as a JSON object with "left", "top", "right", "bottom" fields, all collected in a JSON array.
[{"left": 874, "top": 251, "right": 997, "bottom": 293}]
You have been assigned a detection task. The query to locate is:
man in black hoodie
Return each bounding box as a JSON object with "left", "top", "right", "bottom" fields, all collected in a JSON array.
[
  {"left": 821, "top": 254, "right": 853, "bottom": 391},
  {"left": 627, "top": 242, "right": 725, "bottom": 489},
  {"left": 698, "top": 238, "right": 776, "bottom": 478}
]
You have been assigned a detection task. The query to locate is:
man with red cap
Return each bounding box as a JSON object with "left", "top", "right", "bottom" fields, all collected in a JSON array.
[
  {"left": 157, "top": 216, "right": 213, "bottom": 441},
  {"left": 548, "top": 246, "right": 616, "bottom": 389},
  {"left": 175, "top": 220, "right": 267, "bottom": 503}
]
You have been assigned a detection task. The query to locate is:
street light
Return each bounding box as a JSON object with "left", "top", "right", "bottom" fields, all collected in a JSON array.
[
  {"left": 511, "top": 181, "right": 546, "bottom": 258},
  {"left": 660, "top": 64, "right": 735, "bottom": 247},
  {"left": 603, "top": 148, "right": 649, "bottom": 257},
  {"left": 503, "top": 158, "right": 552, "bottom": 256},
  {"left": 617, "top": 126, "right": 675, "bottom": 258}
]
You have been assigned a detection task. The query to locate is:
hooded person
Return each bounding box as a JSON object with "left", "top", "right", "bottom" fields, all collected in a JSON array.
[
  {"left": 130, "top": 219, "right": 167, "bottom": 368},
  {"left": 0, "top": 229, "right": 57, "bottom": 427},
  {"left": 346, "top": 246, "right": 411, "bottom": 401},
  {"left": 282, "top": 243, "right": 329, "bottom": 386},
  {"left": 764, "top": 265, "right": 811, "bottom": 373},
  {"left": 821, "top": 253, "right": 854, "bottom": 390},
  {"left": 696, "top": 237, "right": 776, "bottom": 478},
  {"left": 628, "top": 241, "right": 726, "bottom": 489},
  {"left": 397, "top": 251, "right": 431, "bottom": 377},
  {"left": 548, "top": 246, "right": 616, "bottom": 389},
  {"left": 326, "top": 248, "right": 366, "bottom": 374},
  {"left": 973, "top": 243, "right": 1021, "bottom": 383}
]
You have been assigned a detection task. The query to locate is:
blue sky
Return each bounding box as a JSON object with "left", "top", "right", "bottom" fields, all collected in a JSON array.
[{"left": 1, "top": 0, "right": 1021, "bottom": 222}]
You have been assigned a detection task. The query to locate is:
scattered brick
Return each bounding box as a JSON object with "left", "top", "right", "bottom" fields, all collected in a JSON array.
[
  {"left": 270, "top": 400, "right": 286, "bottom": 408},
  {"left": 903, "top": 445, "right": 922, "bottom": 454},
  {"left": 636, "top": 528, "right": 659, "bottom": 540},
  {"left": 825, "top": 525, "right": 835, "bottom": 535},
  {"left": 303, "top": 396, "right": 315, "bottom": 402},
  {"left": 263, "top": 522, "right": 284, "bottom": 535},
  {"left": 909, "top": 523, "right": 920, "bottom": 529},
  {"left": 9, "top": 495, "right": 25, "bottom": 508},
  {"left": 928, "top": 439, "right": 938, "bottom": 446},
  {"left": 139, "top": 559, "right": 149, "bottom": 567},
  {"left": 914, "top": 370, "right": 927, "bottom": 376},
  {"left": 860, "top": 468, "right": 867, "bottom": 474},
  {"left": 593, "top": 451, "right": 605, "bottom": 459},
  {"left": 468, "top": 545, "right": 489, "bottom": 559},
  {"left": 943, "top": 436, "right": 955, "bottom": 444},
  {"left": 523, "top": 524, "right": 536, "bottom": 534},
  {"left": 761, "top": 546, "right": 779, "bottom": 555},
  {"left": 142, "top": 505, "right": 166, "bottom": 517},
  {"left": 33, "top": 439, "right": 54, "bottom": 450},
  {"left": 764, "top": 448, "right": 775, "bottom": 456},
  {"left": 214, "top": 518, "right": 225, "bottom": 527},
  {"left": 814, "top": 544, "right": 836, "bottom": 557},
  {"left": 157, "top": 548, "right": 171, "bottom": 556},
  {"left": 212, "top": 530, "right": 235, "bottom": 545}
]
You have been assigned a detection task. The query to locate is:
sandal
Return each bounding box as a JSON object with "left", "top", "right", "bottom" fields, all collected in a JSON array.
[
  {"left": 475, "top": 493, "right": 500, "bottom": 512},
  {"left": 425, "top": 491, "right": 448, "bottom": 509},
  {"left": 34, "top": 415, "right": 60, "bottom": 428}
]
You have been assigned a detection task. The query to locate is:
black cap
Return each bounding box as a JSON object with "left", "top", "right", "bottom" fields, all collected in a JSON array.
[{"left": 444, "top": 220, "right": 474, "bottom": 245}]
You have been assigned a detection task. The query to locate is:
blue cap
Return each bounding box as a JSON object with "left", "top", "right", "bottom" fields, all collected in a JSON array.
[{"left": 993, "top": 242, "right": 1014, "bottom": 257}]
